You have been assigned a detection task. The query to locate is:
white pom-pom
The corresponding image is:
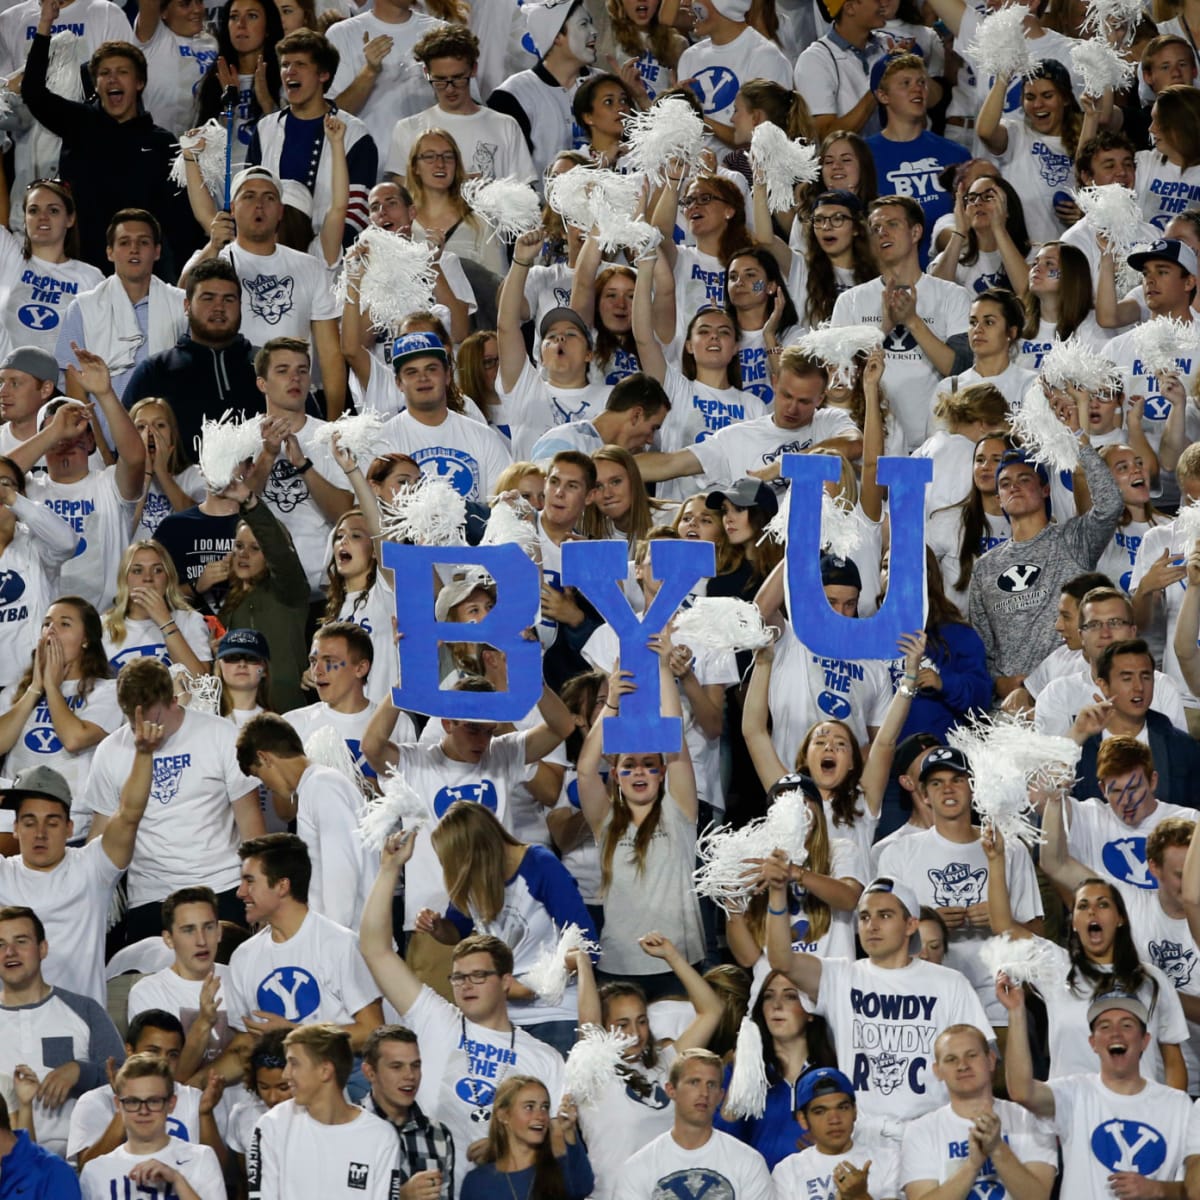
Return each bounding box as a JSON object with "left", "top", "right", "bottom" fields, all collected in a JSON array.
[
  {"left": 1079, "top": 0, "right": 1143, "bottom": 42},
  {"left": 693, "top": 822, "right": 765, "bottom": 913},
  {"left": 979, "top": 932, "right": 1063, "bottom": 989},
  {"left": 821, "top": 492, "right": 863, "bottom": 559},
  {"left": 1173, "top": 500, "right": 1200, "bottom": 549},
  {"left": 750, "top": 123, "right": 820, "bottom": 213},
  {"left": 794, "top": 323, "right": 882, "bottom": 390},
  {"left": 1070, "top": 38, "right": 1135, "bottom": 98},
  {"left": 358, "top": 770, "right": 428, "bottom": 851},
  {"left": 762, "top": 788, "right": 814, "bottom": 868},
  {"left": 565, "top": 1025, "right": 637, "bottom": 1107},
  {"left": 622, "top": 97, "right": 706, "bottom": 185},
  {"left": 174, "top": 669, "right": 222, "bottom": 714},
  {"left": 966, "top": 5, "right": 1036, "bottom": 81},
  {"left": 947, "top": 712, "right": 1080, "bottom": 847},
  {"left": 304, "top": 725, "right": 371, "bottom": 798},
  {"left": 459, "top": 176, "right": 542, "bottom": 242},
  {"left": 1009, "top": 384, "right": 1080, "bottom": 474},
  {"left": 547, "top": 167, "right": 601, "bottom": 231},
  {"left": 169, "top": 119, "right": 229, "bottom": 194},
  {"left": 595, "top": 214, "right": 660, "bottom": 257},
  {"left": 523, "top": 924, "right": 600, "bottom": 1006},
  {"left": 311, "top": 411, "right": 385, "bottom": 470},
  {"left": 480, "top": 496, "right": 540, "bottom": 559},
  {"left": 378, "top": 475, "right": 467, "bottom": 546},
  {"left": 1131, "top": 316, "right": 1200, "bottom": 379},
  {"left": 47, "top": 31, "right": 83, "bottom": 99},
  {"left": 1073, "top": 184, "right": 1143, "bottom": 259},
  {"left": 197, "top": 411, "right": 263, "bottom": 491},
  {"left": 671, "top": 597, "right": 775, "bottom": 653},
  {"left": 335, "top": 228, "right": 439, "bottom": 338},
  {"left": 723, "top": 1016, "right": 769, "bottom": 1119},
  {"left": 1038, "top": 338, "right": 1121, "bottom": 396}
]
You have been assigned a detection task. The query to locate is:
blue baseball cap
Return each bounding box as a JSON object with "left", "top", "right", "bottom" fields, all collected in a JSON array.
[
  {"left": 391, "top": 332, "right": 448, "bottom": 371},
  {"left": 217, "top": 628, "right": 270, "bottom": 662},
  {"left": 794, "top": 1067, "right": 856, "bottom": 1112}
]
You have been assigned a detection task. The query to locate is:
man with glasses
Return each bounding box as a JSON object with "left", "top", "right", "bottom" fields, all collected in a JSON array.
[
  {"left": 360, "top": 839, "right": 565, "bottom": 1200},
  {"left": 78, "top": 1053, "right": 223, "bottom": 1200},
  {"left": 385, "top": 24, "right": 534, "bottom": 188},
  {"left": 1035, "top": 587, "right": 1188, "bottom": 736}
]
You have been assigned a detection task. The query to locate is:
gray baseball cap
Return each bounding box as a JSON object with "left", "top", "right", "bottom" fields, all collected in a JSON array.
[
  {"left": 1, "top": 766, "right": 72, "bottom": 814},
  {"left": 0, "top": 346, "right": 59, "bottom": 383}
]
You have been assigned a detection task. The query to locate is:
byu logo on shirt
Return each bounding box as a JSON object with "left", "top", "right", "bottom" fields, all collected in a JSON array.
[
  {"left": 883, "top": 324, "right": 918, "bottom": 352},
  {"left": 0, "top": 570, "right": 26, "bottom": 605},
  {"left": 1090, "top": 1119, "right": 1167, "bottom": 1175},
  {"left": 1149, "top": 938, "right": 1197, "bottom": 988},
  {"left": 151, "top": 755, "right": 189, "bottom": 805},
  {"left": 245, "top": 273, "right": 295, "bottom": 325},
  {"left": 434, "top": 780, "right": 498, "bottom": 819},
  {"left": 265, "top": 460, "right": 310, "bottom": 514},
  {"left": 18, "top": 303, "right": 59, "bottom": 330},
  {"left": 413, "top": 449, "right": 479, "bottom": 498},
  {"left": 167, "top": 1115, "right": 188, "bottom": 1140},
  {"left": 929, "top": 862, "right": 987, "bottom": 907},
  {"left": 256, "top": 967, "right": 321, "bottom": 1021},
  {"left": 625, "top": 1079, "right": 670, "bottom": 1109},
  {"left": 687, "top": 66, "right": 739, "bottom": 114},
  {"left": 870, "top": 1051, "right": 909, "bottom": 1094},
  {"left": 1102, "top": 837, "right": 1152, "bottom": 889},
  {"left": 111, "top": 643, "right": 167, "bottom": 672},
  {"left": 996, "top": 564, "right": 1041, "bottom": 593},
  {"left": 654, "top": 1167, "right": 736, "bottom": 1199},
  {"left": 817, "top": 691, "right": 853, "bottom": 720}
]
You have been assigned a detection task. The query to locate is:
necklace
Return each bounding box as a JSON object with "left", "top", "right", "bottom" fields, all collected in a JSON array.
[{"left": 460, "top": 1014, "right": 517, "bottom": 1125}]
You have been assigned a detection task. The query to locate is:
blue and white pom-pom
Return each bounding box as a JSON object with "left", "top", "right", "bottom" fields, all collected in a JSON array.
[
  {"left": 979, "top": 932, "right": 1061, "bottom": 988},
  {"left": 379, "top": 474, "right": 467, "bottom": 546},
  {"left": 334, "top": 227, "right": 439, "bottom": 337},
  {"left": 723, "top": 1016, "right": 769, "bottom": 1119},
  {"left": 459, "top": 176, "right": 543, "bottom": 242},
  {"left": 565, "top": 1025, "right": 638, "bottom": 1108},
  {"left": 1070, "top": 38, "right": 1135, "bottom": 97},
  {"left": 524, "top": 924, "right": 600, "bottom": 1006},
  {"left": 622, "top": 97, "right": 706, "bottom": 185},
  {"left": 794, "top": 323, "right": 882, "bottom": 390},
  {"left": 170, "top": 119, "right": 229, "bottom": 194},
  {"left": 967, "top": 4, "right": 1036, "bottom": 80},
  {"left": 1131, "top": 315, "right": 1200, "bottom": 379},
  {"left": 358, "top": 770, "right": 428, "bottom": 851},
  {"left": 750, "top": 123, "right": 820, "bottom": 214},
  {"left": 304, "top": 724, "right": 371, "bottom": 799},
  {"left": 947, "top": 712, "right": 1079, "bottom": 847},
  {"left": 311, "top": 411, "right": 385, "bottom": 470},
  {"left": 671, "top": 597, "right": 775, "bottom": 653},
  {"left": 1072, "top": 183, "right": 1143, "bottom": 259},
  {"left": 197, "top": 411, "right": 263, "bottom": 491}
]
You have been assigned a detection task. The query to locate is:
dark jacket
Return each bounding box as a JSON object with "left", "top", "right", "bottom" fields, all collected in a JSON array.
[
  {"left": 1075, "top": 709, "right": 1200, "bottom": 809},
  {"left": 0, "top": 1130, "right": 81, "bottom": 1199},
  {"left": 125, "top": 333, "right": 259, "bottom": 461},
  {"left": 20, "top": 33, "right": 192, "bottom": 274}
]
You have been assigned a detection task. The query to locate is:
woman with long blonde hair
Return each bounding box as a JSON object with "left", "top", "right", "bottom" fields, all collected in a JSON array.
[
  {"left": 418, "top": 802, "right": 595, "bottom": 1055},
  {"left": 103, "top": 541, "right": 210, "bottom": 677},
  {"left": 129, "top": 398, "right": 206, "bottom": 539}
]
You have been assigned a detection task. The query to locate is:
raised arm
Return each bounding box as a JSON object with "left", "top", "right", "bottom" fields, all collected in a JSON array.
[
  {"left": 859, "top": 631, "right": 925, "bottom": 813},
  {"left": 764, "top": 857, "right": 823, "bottom": 999},
  {"left": 523, "top": 682, "right": 577, "bottom": 762},
  {"left": 1039, "top": 790, "right": 1092, "bottom": 898},
  {"left": 639, "top": 932, "right": 723, "bottom": 1051},
  {"left": 498, "top": 228, "right": 542, "bottom": 393},
  {"left": 98, "top": 709, "right": 163, "bottom": 870},
  {"left": 996, "top": 974, "right": 1056, "bottom": 1118},
  {"left": 318, "top": 115, "right": 350, "bottom": 268},
  {"left": 66, "top": 346, "right": 146, "bottom": 500},
  {"left": 576, "top": 663, "right": 626, "bottom": 837},
  {"left": 976, "top": 73, "right": 1011, "bottom": 156},
  {"left": 632, "top": 249, "right": 668, "bottom": 383},
  {"left": 569, "top": 233, "right": 603, "bottom": 328},
  {"left": 859, "top": 349, "right": 887, "bottom": 524},
  {"left": 359, "top": 830, "right": 423, "bottom": 1014},
  {"left": 741, "top": 643, "right": 788, "bottom": 791},
  {"left": 983, "top": 825, "right": 1031, "bottom": 939},
  {"left": 649, "top": 168, "right": 682, "bottom": 271},
  {"left": 1182, "top": 809, "right": 1200, "bottom": 946},
  {"left": 653, "top": 638, "right": 697, "bottom": 823}
]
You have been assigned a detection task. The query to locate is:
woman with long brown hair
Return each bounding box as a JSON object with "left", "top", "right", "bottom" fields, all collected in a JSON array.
[
  {"left": 582, "top": 446, "right": 663, "bottom": 545},
  {"left": 461, "top": 1076, "right": 593, "bottom": 1200},
  {"left": 606, "top": 0, "right": 685, "bottom": 103},
  {"left": 1020, "top": 242, "right": 1105, "bottom": 370},
  {"left": 457, "top": 329, "right": 503, "bottom": 426}
]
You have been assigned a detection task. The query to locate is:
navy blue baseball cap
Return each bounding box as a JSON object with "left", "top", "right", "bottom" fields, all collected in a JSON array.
[
  {"left": 820, "top": 552, "right": 862, "bottom": 591},
  {"left": 918, "top": 745, "right": 971, "bottom": 782},
  {"left": 794, "top": 1067, "right": 856, "bottom": 1113},
  {"left": 217, "top": 628, "right": 270, "bottom": 662},
  {"left": 391, "top": 332, "right": 448, "bottom": 371}
]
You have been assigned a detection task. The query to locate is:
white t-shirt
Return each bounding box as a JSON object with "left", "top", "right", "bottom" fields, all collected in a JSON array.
[
  {"left": 249, "top": 1100, "right": 401, "bottom": 1200},
  {"left": 1135, "top": 151, "right": 1200, "bottom": 232},
  {"left": 282, "top": 699, "right": 409, "bottom": 785},
  {"left": 385, "top": 104, "right": 535, "bottom": 183},
  {"left": 899, "top": 1098, "right": 1058, "bottom": 1195},
  {"left": 831, "top": 275, "right": 971, "bottom": 451},
  {"left": 336, "top": 576, "right": 402, "bottom": 705},
  {"left": 0, "top": 839, "right": 121, "bottom": 1005},
  {"left": 328, "top": 9, "right": 445, "bottom": 155},
  {"left": 495, "top": 357, "right": 611, "bottom": 461},
  {"left": 926, "top": 503, "right": 1010, "bottom": 615},
  {"left": 1064, "top": 795, "right": 1196, "bottom": 892},
  {"left": 1, "top": 678, "right": 122, "bottom": 816},
  {"left": 672, "top": 245, "right": 727, "bottom": 342},
  {"left": 84, "top": 708, "right": 258, "bottom": 906},
  {"left": 137, "top": 467, "right": 207, "bottom": 540},
  {"left": 69, "top": 1082, "right": 202, "bottom": 1162},
  {"left": 772, "top": 1140, "right": 899, "bottom": 1200},
  {"left": 1132, "top": 519, "right": 1200, "bottom": 705},
  {"left": 220, "top": 243, "right": 339, "bottom": 349},
  {"left": 1098, "top": 517, "right": 1156, "bottom": 597},
  {"left": 127, "top": 964, "right": 231, "bottom": 1065},
  {"left": 102, "top": 609, "right": 212, "bottom": 675},
  {"left": 877, "top": 827, "right": 1043, "bottom": 1023},
  {"left": 614, "top": 1128, "right": 772, "bottom": 1200},
  {"left": 677, "top": 26, "right": 790, "bottom": 131},
  {"left": 1049, "top": 1074, "right": 1196, "bottom": 1194},
  {"left": 994, "top": 119, "right": 1073, "bottom": 244},
  {"left": 378, "top": 407, "right": 513, "bottom": 503},
  {"left": 0, "top": 0, "right": 132, "bottom": 75},
  {"left": 815, "top": 956, "right": 994, "bottom": 1121},
  {"left": 1015, "top": 313, "right": 1107, "bottom": 372},
  {"left": 80, "top": 1135, "right": 224, "bottom": 1200},
  {"left": 401, "top": 985, "right": 565, "bottom": 1195},
  {"left": 27, "top": 466, "right": 138, "bottom": 612},
  {"left": 0, "top": 233, "right": 104, "bottom": 356},
  {"left": 138, "top": 19, "right": 218, "bottom": 134},
  {"left": 225, "top": 909, "right": 380, "bottom": 1032}
]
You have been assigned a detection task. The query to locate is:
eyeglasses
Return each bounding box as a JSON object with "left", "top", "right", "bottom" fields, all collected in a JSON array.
[
  {"left": 811, "top": 212, "right": 851, "bottom": 228},
  {"left": 964, "top": 190, "right": 999, "bottom": 205},
  {"left": 448, "top": 969, "right": 499, "bottom": 987},
  {"left": 1080, "top": 618, "right": 1133, "bottom": 632},
  {"left": 427, "top": 73, "right": 470, "bottom": 90},
  {"left": 683, "top": 193, "right": 719, "bottom": 209},
  {"left": 117, "top": 1095, "right": 171, "bottom": 1112},
  {"left": 416, "top": 151, "right": 457, "bottom": 165}
]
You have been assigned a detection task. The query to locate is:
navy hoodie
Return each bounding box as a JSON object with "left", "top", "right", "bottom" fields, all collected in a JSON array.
[{"left": 0, "top": 1130, "right": 81, "bottom": 1198}]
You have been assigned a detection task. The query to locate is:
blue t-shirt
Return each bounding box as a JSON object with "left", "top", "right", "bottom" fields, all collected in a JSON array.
[{"left": 865, "top": 130, "right": 970, "bottom": 265}]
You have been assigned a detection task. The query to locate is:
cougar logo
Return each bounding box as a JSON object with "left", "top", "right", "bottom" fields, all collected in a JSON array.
[
  {"left": 996, "top": 564, "right": 1041, "bottom": 593},
  {"left": 151, "top": 757, "right": 185, "bottom": 806},
  {"left": 625, "top": 1080, "right": 671, "bottom": 1109},
  {"left": 471, "top": 142, "right": 498, "bottom": 178},
  {"left": 1149, "top": 939, "right": 1197, "bottom": 988},
  {"left": 255, "top": 967, "right": 320, "bottom": 1021},
  {"left": 264, "top": 459, "right": 309, "bottom": 514},
  {"left": 245, "top": 273, "right": 295, "bottom": 325},
  {"left": 870, "top": 1052, "right": 908, "bottom": 1094},
  {"left": 929, "top": 862, "right": 987, "bottom": 907}
]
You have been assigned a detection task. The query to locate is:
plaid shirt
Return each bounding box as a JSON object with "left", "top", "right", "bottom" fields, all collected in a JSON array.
[{"left": 365, "top": 1094, "right": 455, "bottom": 1200}]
